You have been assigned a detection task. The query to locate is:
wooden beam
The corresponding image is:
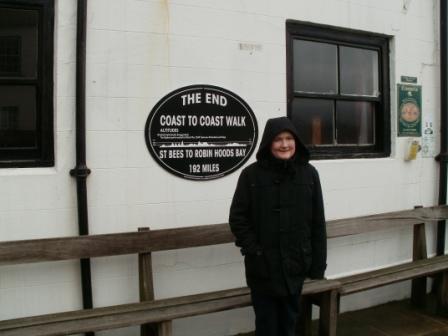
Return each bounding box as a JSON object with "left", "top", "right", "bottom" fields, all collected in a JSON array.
[
  {"left": 1, "top": 205, "right": 447, "bottom": 266},
  {"left": 0, "top": 280, "right": 339, "bottom": 336},
  {"left": 138, "top": 227, "right": 157, "bottom": 336},
  {"left": 340, "top": 256, "right": 448, "bottom": 295}
]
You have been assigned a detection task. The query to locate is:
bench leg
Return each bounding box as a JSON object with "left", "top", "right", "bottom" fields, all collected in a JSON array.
[
  {"left": 296, "top": 295, "right": 312, "bottom": 336},
  {"left": 436, "top": 271, "right": 448, "bottom": 316},
  {"left": 157, "top": 321, "right": 173, "bottom": 336},
  {"left": 411, "top": 276, "right": 427, "bottom": 307},
  {"left": 141, "top": 323, "right": 158, "bottom": 336},
  {"left": 318, "top": 290, "right": 338, "bottom": 336}
]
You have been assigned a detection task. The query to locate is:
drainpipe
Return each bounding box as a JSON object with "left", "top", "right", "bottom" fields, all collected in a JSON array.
[
  {"left": 436, "top": 0, "right": 447, "bottom": 258},
  {"left": 69, "top": 1, "right": 94, "bottom": 335}
]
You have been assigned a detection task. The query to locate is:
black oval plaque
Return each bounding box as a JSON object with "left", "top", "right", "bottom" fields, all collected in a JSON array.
[{"left": 145, "top": 85, "right": 258, "bottom": 180}]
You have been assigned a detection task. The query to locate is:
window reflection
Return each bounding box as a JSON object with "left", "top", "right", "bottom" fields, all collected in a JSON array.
[
  {"left": 291, "top": 98, "right": 334, "bottom": 145},
  {"left": 336, "top": 101, "right": 374, "bottom": 145},
  {"left": 0, "top": 86, "right": 36, "bottom": 148},
  {"left": 293, "top": 40, "right": 338, "bottom": 94},
  {"left": 340, "top": 46, "right": 379, "bottom": 97},
  {"left": 0, "top": 8, "right": 38, "bottom": 78}
]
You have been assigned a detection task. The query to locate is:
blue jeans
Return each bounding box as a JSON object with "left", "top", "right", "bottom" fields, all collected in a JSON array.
[{"left": 251, "top": 291, "right": 301, "bottom": 336}]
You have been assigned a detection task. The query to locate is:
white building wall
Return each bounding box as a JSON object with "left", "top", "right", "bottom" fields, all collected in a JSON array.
[{"left": 0, "top": 0, "right": 444, "bottom": 335}]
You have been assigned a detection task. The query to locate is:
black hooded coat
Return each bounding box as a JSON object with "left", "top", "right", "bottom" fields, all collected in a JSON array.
[{"left": 229, "top": 117, "right": 327, "bottom": 296}]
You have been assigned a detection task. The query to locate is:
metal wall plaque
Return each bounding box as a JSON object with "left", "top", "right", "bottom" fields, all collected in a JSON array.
[
  {"left": 397, "top": 84, "right": 422, "bottom": 137},
  {"left": 145, "top": 85, "right": 258, "bottom": 180},
  {"left": 400, "top": 75, "right": 418, "bottom": 84}
]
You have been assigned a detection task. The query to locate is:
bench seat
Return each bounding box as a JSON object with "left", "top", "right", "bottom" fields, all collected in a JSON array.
[
  {"left": 338, "top": 255, "right": 448, "bottom": 295},
  {"left": 0, "top": 280, "right": 341, "bottom": 336}
]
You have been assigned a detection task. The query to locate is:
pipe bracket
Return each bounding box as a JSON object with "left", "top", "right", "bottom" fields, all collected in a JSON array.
[
  {"left": 70, "top": 165, "right": 91, "bottom": 178},
  {"left": 435, "top": 152, "right": 448, "bottom": 162}
]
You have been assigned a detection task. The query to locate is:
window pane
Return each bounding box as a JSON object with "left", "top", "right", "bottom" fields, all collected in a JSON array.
[
  {"left": 293, "top": 40, "right": 338, "bottom": 94},
  {"left": 340, "top": 46, "right": 379, "bottom": 97},
  {"left": 291, "top": 98, "right": 334, "bottom": 145},
  {"left": 0, "top": 8, "right": 38, "bottom": 77},
  {"left": 0, "top": 86, "right": 37, "bottom": 148},
  {"left": 336, "top": 101, "right": 374, "bottom": 145}
]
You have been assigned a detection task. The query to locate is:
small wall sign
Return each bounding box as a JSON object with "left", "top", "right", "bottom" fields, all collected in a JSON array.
[
  {"left": 400, "top": 75, "right": 418, "bottom": 84},
  {"left": 397, "top": 84, "right": 422, "bottom": 137},
  {"left": 421, "top": 115, "right": 435, "bottom": 158},
  {"left": 145, "top": 85, "right": 258, "bottom": 180}
]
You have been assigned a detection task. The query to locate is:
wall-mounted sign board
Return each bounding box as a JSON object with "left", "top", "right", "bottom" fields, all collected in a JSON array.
[
  {"left": 400, "top": 75, "right": 418, "bottom": 84},
  {"left": 397, "top": 84, "right": 422, "bottom": 137},
  {"left": 145, "top": 85, "right": 258, "bottom": 180}
]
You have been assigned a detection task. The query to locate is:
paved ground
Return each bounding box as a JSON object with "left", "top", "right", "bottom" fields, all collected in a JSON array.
[
  {"left": 237, "top": 295, "right": 448, "bottom": 336},
  {"left": 334, "top": 299, "right": 448, "bottom": 336}
]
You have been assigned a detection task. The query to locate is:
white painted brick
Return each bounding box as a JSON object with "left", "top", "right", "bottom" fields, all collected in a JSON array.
[
  {"left": 124, "top": 167, "right": 173, "bottom": 204},
  {"left": 153, "top": 262, "right": 246, "bottom": 299},
  {"left": 92, "top": 275, "right": 139, "bottom": 307},
  {"left": 107, "top": 32, "right": 128, "bottom": 64},
  {"left": 89, "top": 205, "right": 131, "bottom": 234},
  {"left": 54, "top": 130, "right": 76, "bottom": 171},
  {"left": 87, "top": 131, "right": 128, "bottom": 168},
  {"left": 56, "top": 97, "right": 76, "bottom": 132},
  {"left": 126, "top": 131, "right": 153, "bottom": 168},
  {"left": 126, "top": 97, "right": 154, "bottom": 131},
  {"left": 127, "top": 203, "right": 177, "bottom": 230},
  {"left": 169, "top": 4, "right": 282, "bottom": 44},
  {"left": 56, "top": 62, "right": 76, "bottom": 98},
  {"left": 125, "top": 32, "right": 169, "bottom": 66},
  {"left": 351, "top": 0, "right": 402, "bottom": 12},
  {"left": 146, "top": 66, "right": 172, "bottom": 100},
  {"left": 88, "top": 169, "right": 129, "bottom": 207},
  {"left": 86, "top": 63, "right": 108, "bottom": 97},
  {"left": 19, "top": 261, "right": 79, "bottom": 287},
  {"left": 86, "top": 97, "right": 108, "bottom": 130},
  {"left": 127, "top": 64, "right": 153, "bottom": 98},
  {"left": 91, "top": 255, "right": 135, "bottom": 279},
  {"left": 0, "top": 287, "right": 25, "bottom": 319},
  {"left": 173, "top": 245, "right": 242, "bottom": 269},
  {"left": 282, "top": 0, "right": 351, "bottom": 28},
  {"left": 170, "top": 0, "right": 268, "bottom": 15},
  {"left": 174, "top": 307, "right": 254, "bottom": 336},
  {"left": 56, "top": 26, "right": 76, "bottom": 63},
  {"left": 0, "top": 265, "right": 25, "bottom": 289},
  {"left": 86, "top": 29, "right": 112, "bottom": 64},
  {"left": 173, "top": 199, "right": 231, "bottom": 227},
  {"left": 22, "top": 282, "right": 82, "bottom": 316},
  {"left": 88, "top": 0, "right": 126, "bottom": 31},
  {"left": 56, "top": 0, "right": 77, "bottom": 28},
  {"left": 106, "top": 63, "right": 129, "bottom": 98},
  {"left": 340, "top": 281, "right": 411, "bottom": 313},
  {"left": 125, "top": 0, "right": 169, "bottom": 33}
]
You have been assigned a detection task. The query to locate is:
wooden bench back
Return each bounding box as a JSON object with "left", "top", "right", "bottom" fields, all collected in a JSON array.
[{"left": 0, "top": 205, "right": 447, "bottom": 266}]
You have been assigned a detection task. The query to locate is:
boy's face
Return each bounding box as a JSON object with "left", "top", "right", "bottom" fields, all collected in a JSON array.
[{"left": 270, "top": 131, "right": 296, "bottom": 160}]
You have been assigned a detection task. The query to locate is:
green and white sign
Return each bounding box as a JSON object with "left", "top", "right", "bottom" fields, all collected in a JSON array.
[{"left": 397, "top": 84, "right": 422, "bottom": 137}]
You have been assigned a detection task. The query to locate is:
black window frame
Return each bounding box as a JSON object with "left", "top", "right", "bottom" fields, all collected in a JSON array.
[
  {"left": 286, "top": 20, "right": 391, "bottom": 160},
  {"left": 0, "top": 0, "right": 54, "bottom": 167}
]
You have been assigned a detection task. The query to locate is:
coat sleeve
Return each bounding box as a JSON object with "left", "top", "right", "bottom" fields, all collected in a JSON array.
[
  {"left": 229, "top": 168, "right": 259, "bottom": 256},
  {"left": 309, "top": 167, "right": 327, "bottom": 279}
]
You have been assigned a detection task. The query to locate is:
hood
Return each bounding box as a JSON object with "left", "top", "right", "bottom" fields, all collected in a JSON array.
[{"left": 256, "top": 116, "right": 309, "bottom": 163}]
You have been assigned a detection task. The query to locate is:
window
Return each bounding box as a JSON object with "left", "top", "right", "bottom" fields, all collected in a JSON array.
[
  {"left": 286, "top": 21, "right": 390, "bottom": 159},
  {"left": 0, "top": 0, "right": 54, "bottom": 167}
]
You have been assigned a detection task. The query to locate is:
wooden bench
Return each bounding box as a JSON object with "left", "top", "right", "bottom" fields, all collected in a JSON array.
[
  {"left": 0, "top": 224, "right": 341, "bottom": 335},
  {"left": 0, "top": 205, "right": 447, "bottom": 336},
  {"left": 300, "top": 206, "right": 448, "bottom": 335},
  {"left": 0, "top": 280, "right": 340, "bottom": 336}
]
